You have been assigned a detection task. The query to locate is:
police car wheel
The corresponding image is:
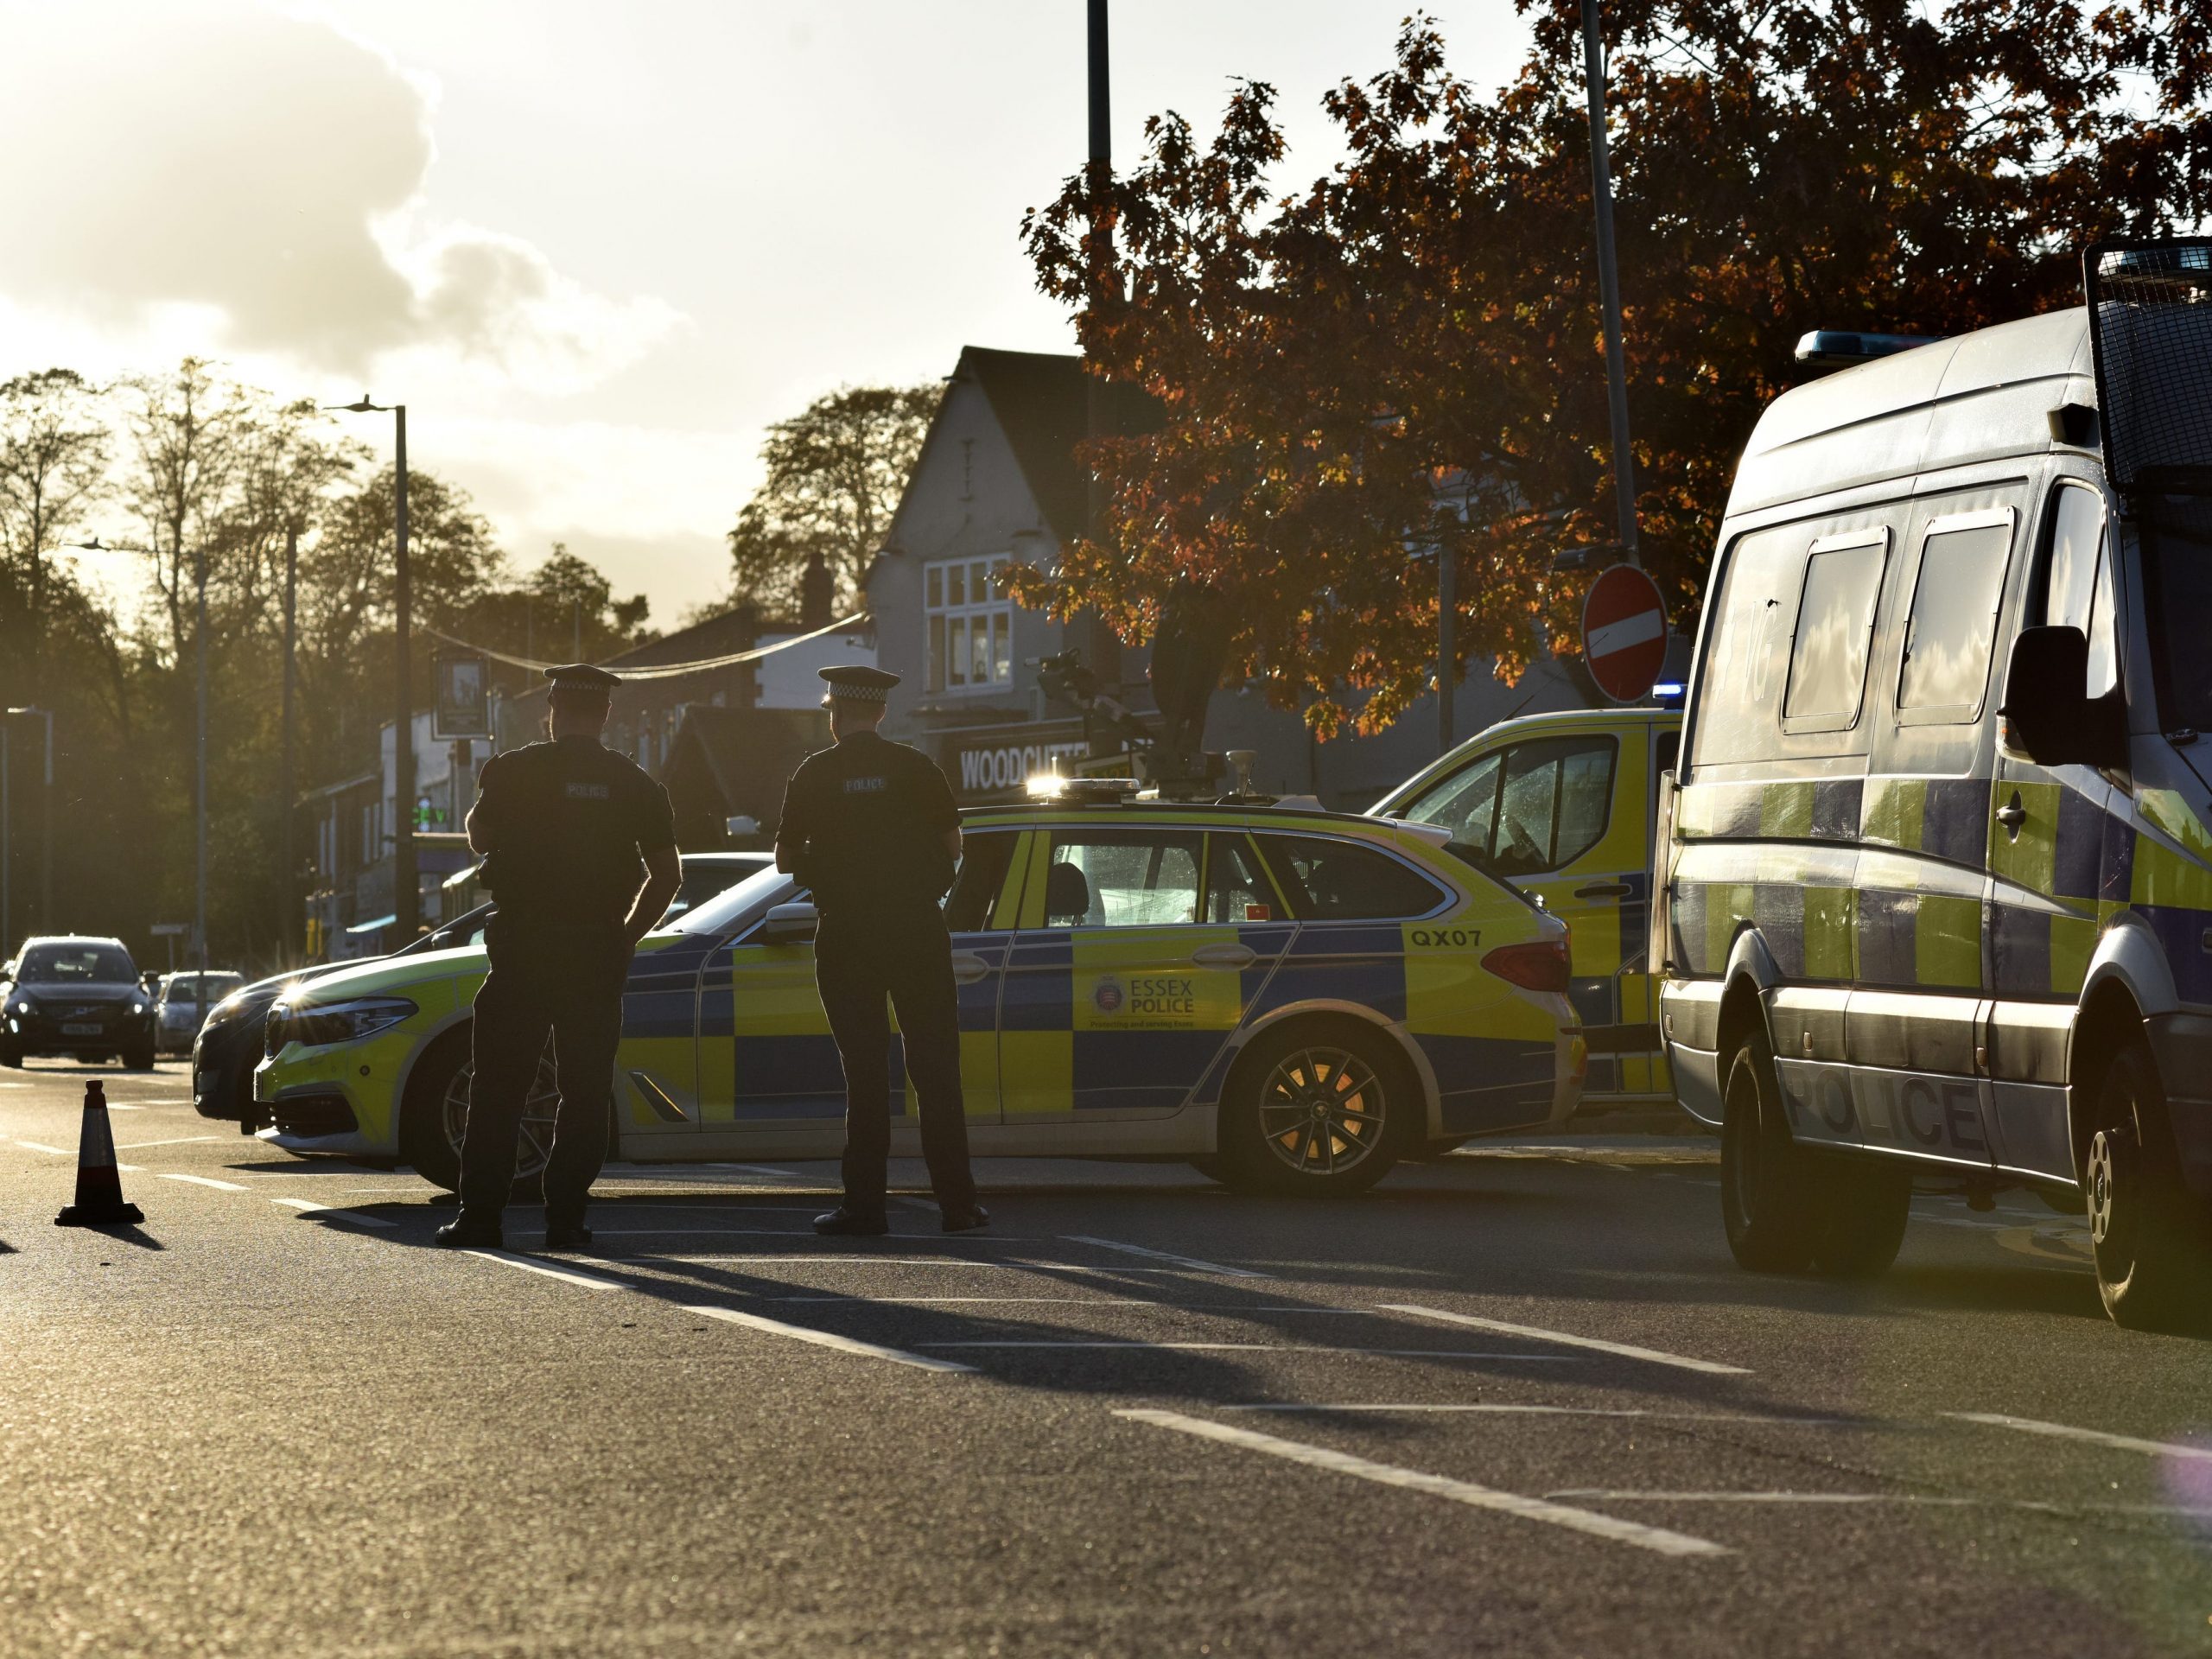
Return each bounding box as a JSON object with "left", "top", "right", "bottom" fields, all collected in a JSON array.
[
  {"left": 1804, "top": 1158, "right": 1910, "bottom": 1278},
  {"left": 2087, "top": 1040, "right": 2212, "bottom": 1333},
  {"left": 1719, "top": 1030, "right": 1815, "bottom": 1272},
  {"left": 1218, "top": 1021, "right": 1406, "bottom": 1197},
  {"left": 400, "top": 1029, "right": 558, "bottom": 1198},
  {"left": 0, "top": 1042, "right": 19, "bottom": 1068},
  {"left": 123, "top": 1044, "right": 156, "bottom": 1071}
]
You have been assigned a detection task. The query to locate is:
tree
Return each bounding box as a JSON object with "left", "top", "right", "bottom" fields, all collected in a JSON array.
[
  {"left": 726, "top": 384, "right": 938, "bottom": 614},
  {"left": 0, "top": 369, "right": 111, "bottom": 704},
  {"left": 1020, "top": 4, "right": 2212, "bottom": 734}
]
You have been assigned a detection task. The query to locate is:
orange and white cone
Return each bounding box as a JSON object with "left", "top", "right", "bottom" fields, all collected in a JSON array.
[{"left": 54, "top": 1079, "right": 144, "bottom": 1227}]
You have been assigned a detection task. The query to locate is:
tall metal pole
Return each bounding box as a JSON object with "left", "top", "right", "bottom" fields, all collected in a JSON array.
[
  {"left": 393, "top": 406, "right": 416, "bottom": 942},
  {"left": 3, "top": 722, "right": 10, "bottom": 952},
  {"left": 195, "top": 543, "right": 208, "bottom": 981},
  {"left": 1581, "top": 0, "right": 1640, "bottom": 565},
  {"left": 36, "top": 708, "right": 50, "bottom": 935},
  {"left": 1078, "top": 0, "right": 1122, "bottom": 689},
  {"left": 282, "top": 524, "right": 296, "bottom": 961}
]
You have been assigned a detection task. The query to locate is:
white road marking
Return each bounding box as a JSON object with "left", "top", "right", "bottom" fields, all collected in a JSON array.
[
  {"left": 1064, "top": 1234, "right": 1270, "bottom": 1279},
  {"left": 1224, "top": 1404, "right": 1847, "bottom": 1422},
  {"left": 922, "top": 1341, "right": 1584, "bottom": 1357},
  {"left": 652, "top": 1254, "right": 1064, "bottom": 1267},
  {"left": 1948, "top": 1412, "right": 2212, "bottom": 1462},
  {"left": 463, "top": 1250, "right": 631, "bottom": 1289},
  {"left": 774, "top": 1295, "right": 1169, "bottom": 1306},
  {"left": 685, "top": 1305, "right": 976, "bottom": 1372},
  {"left": 1548, "top": 1488, "right": 2212, "bottom": 1518},
  {"left": 1377, "top": 1305, "right": 1751, "bottom": 1376},
  {"left": 118, "top": 1135, "right": 224, "bottom": 1150},
  {"left": 16, "top": 1141, "right": 73, "bottom": 1154},
  {"left": 160, "top": 1173, "right": 250, "bottom": 1192},
  {"left": 269, "top": 1197, "right": 396, "bottom": 1228},
  {"left": 1116, "top": 1409, "right": 1730, "bottom": 1559}
]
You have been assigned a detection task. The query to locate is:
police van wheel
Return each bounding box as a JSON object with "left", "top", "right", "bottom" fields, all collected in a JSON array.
[
  {"left": 1217, "top": 1020, "right": 1407, "bottom": 1197},
  {"left": 1805, "top": 1159, "right": 1910, "bottom": 1278},
  {"left": 1719, "top": 1030, "right": 1815, "bottom": 1272},
  {"left": 400, "top": 1028, "right": 557, "bottom": 1198},
  {"left": 2087, "top": 1040, "right": 2212, "bottom": 1333}
]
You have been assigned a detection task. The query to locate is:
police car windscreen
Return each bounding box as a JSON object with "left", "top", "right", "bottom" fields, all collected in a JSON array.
[
  {"left": 668, "top": 866, "right": 792, "bottom": 936},
  {"left": 2087, "top": 239, "right": 2212, "bottom": 495}
]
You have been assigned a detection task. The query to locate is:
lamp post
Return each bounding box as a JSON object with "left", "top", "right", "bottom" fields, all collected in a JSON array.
[
  {"left": 327, "top": 397, "right": 415, "bottom": 942},
  {"left": 1580, "top": 0, "right": 1640, "bottom": 564}
]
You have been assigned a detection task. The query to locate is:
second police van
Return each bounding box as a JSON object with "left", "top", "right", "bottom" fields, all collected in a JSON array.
[{"left": 1657, "top": 240, "right": 2212, "bottom": 1330}]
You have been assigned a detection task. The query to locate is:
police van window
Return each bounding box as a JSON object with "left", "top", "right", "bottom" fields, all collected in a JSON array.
[
  {"left": 1688, "top": 521, "right": 1813, "bottom": 766},
  {"left": 943, "top": 832, "right": 1019, "bottom": 931},
  {"left": 1897, "top": 513, "right": 2014, "bottom": 719},
  {"left": 1782, "top": 534, "right": 1888, "bottom": 731},
  {"left": 1489, "top": 736, "right": 1616, "bottom": 875},
  {"left": 1254, "top": 834, "right": 1446, "bottom": 921},
  {"left": 1398, "top": 749, "right": 1502, "bottom": 850},
  {"left": 1045, "top": 830, "right": 1202, "bottom": 927},
  {"left": 2037, "top": 484, "right": 2119, "bottom": 700},
  {"left": 1204, "top": 836, "right": 1274, "bottom": 924}
]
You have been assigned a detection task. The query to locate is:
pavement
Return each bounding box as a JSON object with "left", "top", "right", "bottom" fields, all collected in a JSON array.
[{"left": 3, "top": 1060, "right": 2209, "bottom": 1658}]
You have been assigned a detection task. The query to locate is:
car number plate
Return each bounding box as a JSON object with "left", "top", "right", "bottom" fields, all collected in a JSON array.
[{"left": 61, "top": 1022, "right": 103, "bottom": 1036}]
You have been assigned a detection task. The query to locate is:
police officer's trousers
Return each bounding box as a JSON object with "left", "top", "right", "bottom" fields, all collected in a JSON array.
[
  {"left": 460, "top": 927, "right": 629, "bottom": 1227},
  {"left": 815, "top": 910, "right": 976, "bottom": 1214}
]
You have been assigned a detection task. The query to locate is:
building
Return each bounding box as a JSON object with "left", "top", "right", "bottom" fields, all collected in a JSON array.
[{"left": 865, "top": 346, "right": 1599, "bottom": 812}]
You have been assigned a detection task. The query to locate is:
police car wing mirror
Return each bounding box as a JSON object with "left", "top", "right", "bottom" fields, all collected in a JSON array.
[
  {"left": 1999, "top": 626, "right": 2126, "bottom": 770},
  {"left": 760, "top": 902, "right": 819, "bottom": 946}
]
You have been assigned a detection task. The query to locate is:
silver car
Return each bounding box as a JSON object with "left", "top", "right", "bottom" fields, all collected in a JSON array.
[{"left": 156, "top": 971, "right": 245, "bottom": 1055}]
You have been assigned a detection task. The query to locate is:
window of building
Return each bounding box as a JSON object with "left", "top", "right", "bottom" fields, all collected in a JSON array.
[
  {"left": 1252, "top": 834, "right": 1447, "bottom": 921},
  {"left": 1897, "top": 512, "right": 2014, "bottom": 720},
  {"left": 1041, "top": 830, "right": 1203, "bottom": 927},
  {"left": 1783, "top": 534, "right": 1889, "bottom": 732},
  {"left": 925, "top": 557, "right": 1014, "bottom": 693}
]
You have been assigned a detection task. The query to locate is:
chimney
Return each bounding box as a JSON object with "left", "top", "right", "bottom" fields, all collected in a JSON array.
[{"left": 799, "top": 549, "right": 833, "bottom": 631}]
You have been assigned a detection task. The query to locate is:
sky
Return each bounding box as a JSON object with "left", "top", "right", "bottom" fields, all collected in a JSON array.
[{"left": 0, "top": 0, "right": 1531, "bottom": 626}]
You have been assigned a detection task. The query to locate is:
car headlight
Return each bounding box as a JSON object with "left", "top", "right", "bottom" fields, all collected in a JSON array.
[
  {"left": 9, "top": 999, "right": 27, "bottom": 1015},
  {"left": 270, "top": 995, "right": 419, "bottom": 1049},
  {"left": 131, "top": 999, "right": 148, "bottom": 1015}
]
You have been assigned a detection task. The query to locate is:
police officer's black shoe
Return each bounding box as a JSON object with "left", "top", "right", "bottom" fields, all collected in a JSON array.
[
  {"left": 432, "top": 1217, "right": 503, "bottom": 1249},
  {"left": 542, "top": 1222, "right": 594, "bottom": 1250},
  {"left": 940, "top": 1203, "right": 990, "bottom": 1234},
  {"left": 813, "top": 1206, "right": 891, "bottom": 1236}
]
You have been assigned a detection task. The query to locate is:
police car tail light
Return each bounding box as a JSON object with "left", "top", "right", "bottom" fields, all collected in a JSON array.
[{"left": 1481, "top": 939, "right": 1570, "bottom": 994}]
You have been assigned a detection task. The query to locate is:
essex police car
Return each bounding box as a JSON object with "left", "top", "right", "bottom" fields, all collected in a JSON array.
[{"left": 254, "top": 787, "right": 1583, "bottom": 1196}]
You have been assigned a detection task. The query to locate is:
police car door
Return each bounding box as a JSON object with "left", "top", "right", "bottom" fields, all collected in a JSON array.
[
  {"left": 1986, "top": 478, "right": 2122, "bottom": 1184},
  {"left": 1001, "top": 824, "right": 1267, "bottom": 1122}
]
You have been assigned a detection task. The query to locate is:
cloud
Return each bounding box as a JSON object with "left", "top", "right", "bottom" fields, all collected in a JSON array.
[{"left": 0, "top": 1, "right": 681, "bottom": 384}]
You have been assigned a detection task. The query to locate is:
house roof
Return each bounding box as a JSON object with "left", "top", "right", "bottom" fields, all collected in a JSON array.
[{"left": 955, "top": 347, "right": 1159, "bottom": 544}]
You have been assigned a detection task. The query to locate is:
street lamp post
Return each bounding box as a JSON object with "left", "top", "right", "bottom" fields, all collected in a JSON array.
[
  {"left": 1580, "top": 0, "right": 1640, "bottom": 565},
  {"left": 328, "top": 398, "right": 415, "bottom": 942}
]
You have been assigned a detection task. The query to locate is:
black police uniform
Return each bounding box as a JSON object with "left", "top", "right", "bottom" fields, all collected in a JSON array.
[
  {"left": 777, "top": 717, "right": 979, "bottom": 1224},
  {"left": 456, "top": 721, "right": 675, "bottom": 1236}
]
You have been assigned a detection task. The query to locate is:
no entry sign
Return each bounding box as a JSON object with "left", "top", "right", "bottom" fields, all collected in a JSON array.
[{"left": 1581, "top": 563, "right": 1668, "bottom": 703}]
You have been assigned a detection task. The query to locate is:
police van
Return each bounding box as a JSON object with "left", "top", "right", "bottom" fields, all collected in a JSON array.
[
  {"left": 256, "top": 795, "right": 1584, "bottom": 1198},
  {"left": 1372, "top": 707, "right": 1681, "bottom": 1108},
  {"left": 1657, "top": 240, "right": 2212, "bottom": 1329}
]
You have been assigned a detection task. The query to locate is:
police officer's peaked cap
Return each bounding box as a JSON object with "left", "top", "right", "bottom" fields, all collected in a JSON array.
[
  {"left": 818, "top": 664, "right": 899, "bottom": 707},
  {"left": 544, "top": 662, "right": 623, "bottom": 691}
]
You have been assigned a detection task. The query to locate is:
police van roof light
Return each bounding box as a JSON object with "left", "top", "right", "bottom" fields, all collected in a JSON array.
[{"left": 1793, "top": 331, "right": 1944, "bottom": 369}]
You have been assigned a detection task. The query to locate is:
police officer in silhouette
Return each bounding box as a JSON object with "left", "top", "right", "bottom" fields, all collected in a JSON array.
[
  {"left": 776, "top": 665, "right": 986, "bottom": 1236},
  {"left": 435, "top": 663, "right": 681, "bottom": 1251}
]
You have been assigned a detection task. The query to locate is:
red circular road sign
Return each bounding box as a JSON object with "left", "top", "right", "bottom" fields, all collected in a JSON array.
[{"left": 1580, "top": 563, "right": 1669, "bottom": 704}]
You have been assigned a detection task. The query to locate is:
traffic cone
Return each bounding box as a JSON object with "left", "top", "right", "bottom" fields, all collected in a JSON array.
[{"left": 54, "top": 1080, "right": 144, "bottom": 1227}]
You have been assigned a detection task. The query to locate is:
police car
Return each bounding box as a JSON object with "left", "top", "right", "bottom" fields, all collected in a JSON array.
[
  {"left": 1371, "top": 707, "right": 1681, "bottom": 1109},
  {"left": 253, "top": 794, "right": 1583, "bottom": 1196}
]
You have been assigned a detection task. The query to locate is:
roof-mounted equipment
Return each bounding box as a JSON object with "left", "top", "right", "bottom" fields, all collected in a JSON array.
[{"left": 1792, "top": 331, "right": 1944, "bottom": 371}]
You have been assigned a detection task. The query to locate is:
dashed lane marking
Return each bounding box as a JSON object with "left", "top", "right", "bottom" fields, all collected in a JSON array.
[
  {"left": 685, "top": 1305, "right": 976, "bottom": 1372},
  {"left": 1063, "top": 1234, "right": 1271, "bottom": 1279},
  {"left": 160, "top": 1173, "right": 250, "bottom": 1192},
  {"left": 923, "top": 1341, "right": 1584, "bottom": 1357},
  {"left": 462, "top": 1249, "right": 631, "bottom": 1289},
  {"left": 270, "top": 1197, "right": 396, "bottom": 1228},
  {"left": 1378, "top": 1305, "right": 1751, "bottom": 1376},
  {"left": 1115, "top": 1409, "right": 1731, "bottom": 1559},
  {"left": 1948, "top": 1412, "right": 2212, "bottom": 1462},
  {"left": 16, "top": 1141, "right": 73, "bottom": 1155},
  {"left": 118, "top": 1135, "right": 225, "bottom": 1150},
  {"left": 1224, "top": 1404, "right": 1847, "bottom": 1422}
]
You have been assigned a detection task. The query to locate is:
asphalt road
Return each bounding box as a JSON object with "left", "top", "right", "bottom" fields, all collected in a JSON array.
[{"left": 3, "top": 1061, "right": 2209, "bottom": 1658}]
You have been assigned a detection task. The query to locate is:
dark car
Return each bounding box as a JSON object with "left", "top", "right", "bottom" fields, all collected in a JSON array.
[
  {"left": 2, "top": 936, "right": 159, "bottom": 1069},
  {"left": 193, "top": 905, "right": 497, "bottom": 1124}
]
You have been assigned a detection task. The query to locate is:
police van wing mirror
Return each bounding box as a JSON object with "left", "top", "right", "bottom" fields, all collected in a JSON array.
[
  {"left": 1999, "top": 626, "right": 2126, "bottom": 769},
  {"left": 760, "top": 902, "right": 819, "bottom": 946}
]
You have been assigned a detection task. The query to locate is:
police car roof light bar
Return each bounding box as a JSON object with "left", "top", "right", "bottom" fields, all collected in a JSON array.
[{"left": 1792, "top": 331, "right": 1944, "bottom": 370}]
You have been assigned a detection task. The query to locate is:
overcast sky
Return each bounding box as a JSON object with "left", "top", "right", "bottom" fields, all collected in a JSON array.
[{"left": 1, "top": 0, "right": 1530, "bottom": 624}]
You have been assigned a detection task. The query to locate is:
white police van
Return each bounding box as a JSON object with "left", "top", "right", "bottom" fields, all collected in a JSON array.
[{"left": 1656, "top": 239, "right": 2212, "bottom": 1331}]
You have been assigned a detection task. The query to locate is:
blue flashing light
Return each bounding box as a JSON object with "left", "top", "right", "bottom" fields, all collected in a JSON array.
[{"left": 1651, "top": 681, "right": 1687, "bottom": 709}]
